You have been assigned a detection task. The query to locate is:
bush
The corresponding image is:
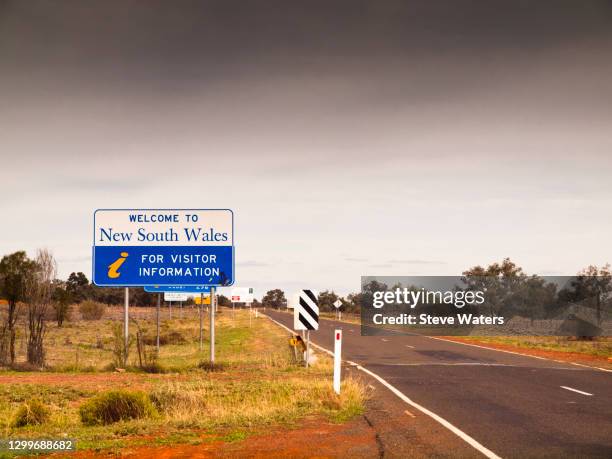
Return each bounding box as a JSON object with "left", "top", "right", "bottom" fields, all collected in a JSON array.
[
  {"left": 12, "top": 399, "right": 50, "bottom": 427},
  {"left": 79, "top": 390, "right": 157, "bottom": 426},
  {"left": 142, "top": 330, "right": 187, "bottom": 346},
  {"left": 79, "top": 301, "right": 105, "bottom": 320}
]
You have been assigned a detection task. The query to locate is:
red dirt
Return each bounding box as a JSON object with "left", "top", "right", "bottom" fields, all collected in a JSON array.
[
  {"left": 443, "top": 337, "right": 612, "bottom": 369},
  {"left": 59, "top": 417, "right": 379, "bottom": 459}
]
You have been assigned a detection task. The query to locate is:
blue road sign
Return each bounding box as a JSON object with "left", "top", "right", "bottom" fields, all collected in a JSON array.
[
  {"left": 92, "top": 209, "right": 234, "bottom": 287},
  {"left": 144, "top": 285, "right": 211, "bottom": 294}
]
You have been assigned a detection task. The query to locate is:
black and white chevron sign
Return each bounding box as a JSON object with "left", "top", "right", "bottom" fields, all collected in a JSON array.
[{"left": 294, "top": 289, "right": 319, "bottom": 331}]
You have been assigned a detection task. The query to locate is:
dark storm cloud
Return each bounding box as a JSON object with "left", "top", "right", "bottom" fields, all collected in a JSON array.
[{"left": 2, "top": 0, "right": 611, "bottom": 88}]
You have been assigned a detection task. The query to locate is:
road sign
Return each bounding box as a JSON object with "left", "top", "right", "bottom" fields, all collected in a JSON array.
[
  {"left": 333, "top": 299, "right": 342, "bottom": 309},
  {"left": 230, "top": 287, "right": 254, "bottom": 303},
  {"left": 294, "top": 290, "right": 319, "bottom": 331},
  {"left": 164, "top": 292, "right": 189, "bottom": 302},
  {"left": 194, "top": 295, "right": 211, "bottom": 305},
  {"left": 145, "top": 285, "right": 211, "bottom": 294},
  {"left": 92, "top": 209, "right": 234, "bottom": 286}
]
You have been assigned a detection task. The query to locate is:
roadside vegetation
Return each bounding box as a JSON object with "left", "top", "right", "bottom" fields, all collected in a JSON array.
[{"left": 0, "top": 307, "right": 365, "bottom": 455}]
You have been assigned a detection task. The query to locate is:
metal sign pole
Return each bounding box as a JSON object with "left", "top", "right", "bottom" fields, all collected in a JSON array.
[
  {"left": 210, "top": 287, "right": 216, "bottom": 364},
  {"left": 169, "top": 300, "right": 172, "bottom": 319},
  {"left": 199, "top": 293, "right": 203, "bottom": 351},
  {"left": 306, "top": 330, "right": 310, "bottom": 368},
  {"left": 156, "top": 293, "right": 160, "bottom": 352},
  {"left": 124, "top": 287, "right": 129, "bottom": 365}
]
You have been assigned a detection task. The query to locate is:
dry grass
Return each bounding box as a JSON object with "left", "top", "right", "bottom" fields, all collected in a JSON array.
[
  {"left": 0, "top": 308, "right": 366, "bottom": 453},
  {"left": 149, "top": 375, "right": 365, "bottom": 428}
]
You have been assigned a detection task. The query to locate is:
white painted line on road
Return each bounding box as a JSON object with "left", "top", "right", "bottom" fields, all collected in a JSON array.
[
  {"left": 429, "top": 337, "right": 612, "bottom": 373},
  {"left": 560, "top": 386, "right": 593, "bottom": 396},
  {"left": 404, "top": 409, "right": 416, "bottom": 418},
  {"left": 354, "top": 363, "right": 502, "bottom": 459},
  {"left": 405, "top": 345, "right": 415, "bottom": 349},
  {"left": 265, "top": 314, "right": 502, "bottom": 459},
  {"left": 381, "top": 338, "right": 389, "bottom": 342},
  {"left": 569, "top": 361, "right": 612, "bottom": 372},
  {"left": 386, "top": 363, "right": 513, "bottom": 367}
]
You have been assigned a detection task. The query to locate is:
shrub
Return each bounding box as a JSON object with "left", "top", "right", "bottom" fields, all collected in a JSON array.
[
  {"left": 79, "top": 390, "right": 157, "bottom": 426},
  {"left": 79, "top": 301, "right": 105, "bottom": 320},
  {"left": 12, "top": 399, "right": 50, "bottom": 427},
  {"left": 142, "top": 330, "right": 187, "bottom": 346}
]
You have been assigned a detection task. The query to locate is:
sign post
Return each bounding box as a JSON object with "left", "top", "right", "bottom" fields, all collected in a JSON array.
[
  {"left": 156, "top": 293, "right": 161, "bottom": 352},
  {"left": 293, "top": 290, "right": 319, "bottom": 368},
  {"left": 334, "top": 329, "right": 342, "bottom": 394},
  {"left": 199, "top": 293, "right": 204, "bottom": 351},
  {"left": 333, "top": 299, "right": 342, "bottom": 320},
  {"left": 210, "top": 287, "right": 216, "bottom": 364},
  {"left": 124, "top": 287, "right": 129, "bottom": 365}
]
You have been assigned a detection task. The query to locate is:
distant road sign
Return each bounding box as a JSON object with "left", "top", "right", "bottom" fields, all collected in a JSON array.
[
  {"left": 230, "top": 287, "right": 254, "bottom": 303},
  {"left": 164, "top": 292, "right": 189, "bottom": 302},
  {"left": 144, "top": 285, "right": 211, "bottom": 294},
  {"left": 194, "top": 295, "right": 211, "bottom": 305},
  {"left": 92, "top": 209, "right": 234, "bottom": 287},
  {"left": 333, "top": 299, "right": 342, "bottom": 309},
  {"left": 294, "top": 290, "right": 319, "bottom": 330}
]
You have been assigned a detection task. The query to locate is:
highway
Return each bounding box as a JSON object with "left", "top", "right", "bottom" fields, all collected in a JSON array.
[{"left": 266, "top": 310, "right": 612, "bottom": 458}]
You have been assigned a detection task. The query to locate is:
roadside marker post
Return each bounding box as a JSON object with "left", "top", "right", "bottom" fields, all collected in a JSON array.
[{"left": 334, "top": 329, "right": 342, "bottom": 394}]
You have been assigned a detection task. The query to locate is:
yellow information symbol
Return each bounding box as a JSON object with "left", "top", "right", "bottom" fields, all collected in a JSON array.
[{"left": 108, "top": 252, "right": 129, "bottom": 279}]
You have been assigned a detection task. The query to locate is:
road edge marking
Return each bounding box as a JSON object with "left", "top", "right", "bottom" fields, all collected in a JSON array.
[
  {"left": 265, "top": 314, "right": 502, "bottom": 459},
  {"left": 428, "top": 337, "right": 612, "bottom": 373},
  {"left": 560, "top": 386, "right": 593, "bottom": 396}
]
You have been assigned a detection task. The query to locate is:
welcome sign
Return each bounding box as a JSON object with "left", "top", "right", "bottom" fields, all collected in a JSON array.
[{"left": 92, "top": 209, "right": 234, "bottom": 287}]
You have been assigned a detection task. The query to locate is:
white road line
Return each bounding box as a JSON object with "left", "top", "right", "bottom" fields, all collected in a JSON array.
[
  {"left": 404, "top": 409, "right": 416, "bottom": 418},
  {"left": 381, "top": 338, "right": 389, "bottom": 342},
  {"left": 265, "top": 314, "right": 502, "bottom": 459},
  {"left": 405, "top": 345, "right": 415, "bottom": 349},
  {"left": 429, "top": 337, "right": 612, "bottom": 373},
  {"left": 560, "top": 386, "right": 593, "bottom": 396}
]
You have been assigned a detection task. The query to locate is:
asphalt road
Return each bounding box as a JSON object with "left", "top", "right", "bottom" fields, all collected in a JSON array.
[{"left": 265, "top": 310, "right": 612, "bottom": 459}]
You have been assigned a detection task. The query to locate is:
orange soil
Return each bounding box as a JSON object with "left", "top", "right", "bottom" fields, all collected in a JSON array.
[{"left": 57, "top": 417, "right": 378, "bottom": 459}]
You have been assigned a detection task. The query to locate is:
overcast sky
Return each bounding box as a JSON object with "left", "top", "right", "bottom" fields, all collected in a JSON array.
[{"left": 1, "top": 1, "right": 611, "bottom": 297}]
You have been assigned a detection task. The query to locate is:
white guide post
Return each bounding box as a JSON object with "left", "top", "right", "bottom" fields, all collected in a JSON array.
[{"left": 334, "top": 329, "right": 342, "bottom": 394}]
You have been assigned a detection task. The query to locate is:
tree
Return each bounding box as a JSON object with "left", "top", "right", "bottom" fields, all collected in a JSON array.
[
  {"left": 261, "top": 289, "right": 286, "bottom": 309},
  {"left": 66, "top": 272, "right": 90, "bottom": 303},
  {"left": 0, "top": 251, "right": 37, "bottom": 364},
  {"left": 561, "top": 264, "right": 611, "bottom": 325},
  {"left": 462, "top": 258, "right": 525, "bottom": 316},
  {"left": 25, "top": 249, "right": 56, "bottom": 367},
  {"left": 217, "top": 295, "right": 231, "bottom": 307},
  {"left": 318, "top": 290, "right": 340, "bottom": 313},
  {"left": 51, "top": 280, "right": 71, "bottom": 327}
]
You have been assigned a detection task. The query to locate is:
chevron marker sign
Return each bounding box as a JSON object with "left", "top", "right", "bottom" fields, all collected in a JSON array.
[{"left": 294, "top": 290, "right": 319, "bottom": 331}]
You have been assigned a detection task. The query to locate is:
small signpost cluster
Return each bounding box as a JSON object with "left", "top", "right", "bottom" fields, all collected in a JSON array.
[{"left": 92, "top": 209, "right": 234, "bottom": 365}]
